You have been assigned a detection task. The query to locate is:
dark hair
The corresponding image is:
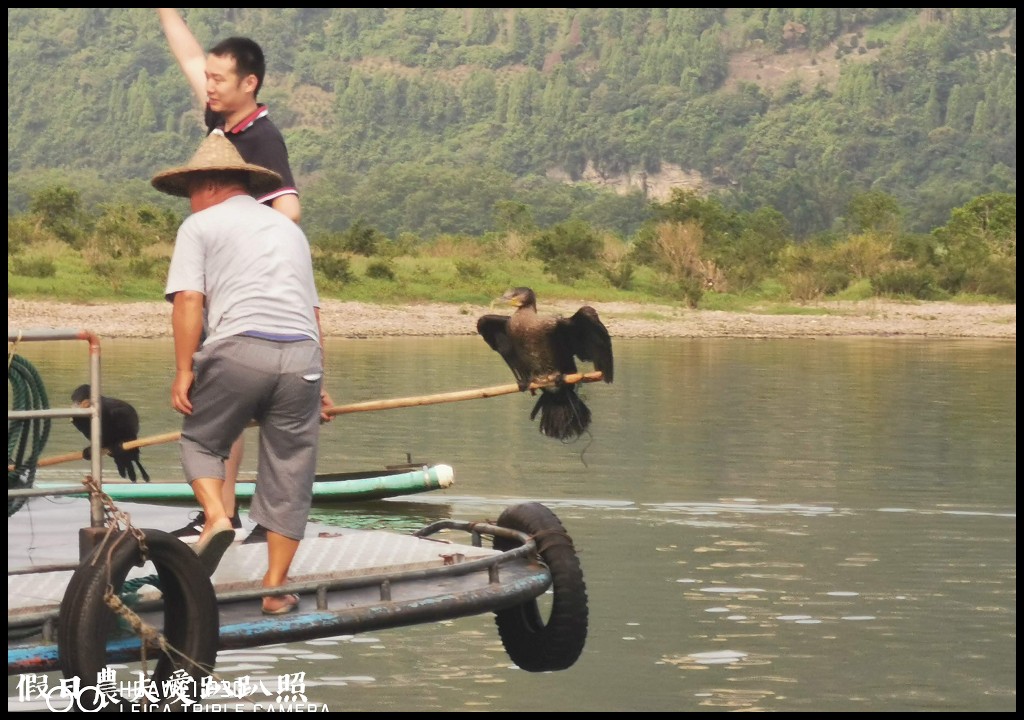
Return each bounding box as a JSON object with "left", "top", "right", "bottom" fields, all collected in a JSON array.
[{"left": 209, "top": 37, "right": 266, "bottom": 97}]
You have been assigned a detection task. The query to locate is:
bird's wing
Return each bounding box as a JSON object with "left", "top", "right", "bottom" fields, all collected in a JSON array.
[
  {"left": 559, "top": 306, "right": 614, "bottom": 382},
  {"left": 71, "top": 417, "right": 91, "bottom": 439},
  {"left": 477, "top": 314, "right": 532, "bottom": 387},
  {"left": 102, "top": 397, "right": 142, "bottom": 446}
]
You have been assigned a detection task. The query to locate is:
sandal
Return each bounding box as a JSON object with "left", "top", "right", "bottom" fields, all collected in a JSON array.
[
  {"left": 193, "top": 518, "right": 235, "bottom": 576},
  {"left": 262, "top": 593, "right": 300, "bottom": 616}
]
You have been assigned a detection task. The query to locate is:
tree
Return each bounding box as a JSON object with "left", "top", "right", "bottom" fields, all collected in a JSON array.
[
  {"left": 935, "top": 193, "right": 1016, "bottom": 259},
  {"left": 847, "top": 191, "right": 903, "bottom": 236},
  {"left": 28, "top": 186, "right": 90, "bottom": 248},
  {"left": 530, "top": 219, "right": 602, "bottom": 283},
  {"left": 494, "top": 201, "right": 536, "bottom": 234},
  {"left": 932, "top": 193, "right": 1016, "bottom": 296}
]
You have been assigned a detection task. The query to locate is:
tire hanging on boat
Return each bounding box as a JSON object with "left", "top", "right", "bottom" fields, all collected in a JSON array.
[
  {"left": 492, "top": 502, "right": 588, "bottom": 672},
  {"left": 57, "top": 529, "right": 219, "bottom": 710}
]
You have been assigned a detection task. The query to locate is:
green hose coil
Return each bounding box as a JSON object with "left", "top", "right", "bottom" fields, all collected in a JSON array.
[{"left": 8, "top": 354, "right": 52, "bottom": 516}]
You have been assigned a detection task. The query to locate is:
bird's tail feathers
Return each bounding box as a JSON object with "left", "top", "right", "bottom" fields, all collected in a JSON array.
[
  {"left": 112, "top": 454, "right": 135, "bottom": 482},
  {"left": 111, "top": 448, "right": 149, "bottom": 483},
  {"left": 530, "top": 387, "right": 591, "bottom": 441}
]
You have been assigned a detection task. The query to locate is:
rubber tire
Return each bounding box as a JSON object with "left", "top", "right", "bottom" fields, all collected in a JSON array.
[
  {"left": 492, "top": 502, "right": 588, "bottom": 672},
  {"left": 57, "top": 529, "right": 219, "bottom": 711}
]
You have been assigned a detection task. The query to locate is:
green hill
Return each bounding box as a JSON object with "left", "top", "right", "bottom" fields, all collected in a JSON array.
[{"left": 7, "top": 8, "right": 1016, "bottom": 240}]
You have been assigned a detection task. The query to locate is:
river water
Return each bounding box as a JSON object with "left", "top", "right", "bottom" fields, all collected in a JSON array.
[{"left": 7, "top": 335, "right": 1017, "bottom": 711}]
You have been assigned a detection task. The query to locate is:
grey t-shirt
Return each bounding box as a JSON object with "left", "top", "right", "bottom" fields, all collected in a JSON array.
[{"left": 165, "top": 194, "right": 320, "bottom": 345}]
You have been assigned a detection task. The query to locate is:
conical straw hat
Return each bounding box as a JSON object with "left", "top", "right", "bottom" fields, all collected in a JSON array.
[{"left": 151, "top": 129, "right": 282, "bottom": 198}]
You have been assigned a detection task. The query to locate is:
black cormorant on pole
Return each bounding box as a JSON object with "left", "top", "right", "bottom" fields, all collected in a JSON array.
[
  {"left": 476, "top": 287, "right": 614, "bottom": 441},
  {"left": 70, "top": 384, "right": 151, "bottom": 482}
]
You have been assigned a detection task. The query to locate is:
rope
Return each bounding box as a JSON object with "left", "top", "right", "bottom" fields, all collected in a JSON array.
[
  {"left": 77, "top": 475, "right": 164, "bottom": 596},
  {"left": 8, "top": 353, "right": 51, "bottom": 516},
  {"left": 122, "top": 574, "right": 161, "bottom": 596}
]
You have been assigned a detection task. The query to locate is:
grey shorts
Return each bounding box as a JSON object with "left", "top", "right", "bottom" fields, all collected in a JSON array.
[{"left": 180, "top": 335, "right": 322, "bottom": 539}]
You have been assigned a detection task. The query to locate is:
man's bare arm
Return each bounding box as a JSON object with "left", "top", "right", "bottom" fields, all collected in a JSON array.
[
  {"left": 271, "top": 194, "right": 302, "bottom": 224},
  {"left": 314, "top": 306, "right": 333, "bottom": 422},
  {"left": 157, "top": 8, "right": 207, "bottom": 107},
  {"left": 170, "top": 290, "right": 206, "bottom": 415}
]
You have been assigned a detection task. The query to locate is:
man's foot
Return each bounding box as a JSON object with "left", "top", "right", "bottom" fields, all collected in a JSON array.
[
  {"left": 171, "top": 509, "right": 242, "bottom": 539},
  {"left": 194, "top": 517, "right": 236, "bottom": 576},
  {"left": 262, "top": 593, "right": 300, "bottom": 615}
]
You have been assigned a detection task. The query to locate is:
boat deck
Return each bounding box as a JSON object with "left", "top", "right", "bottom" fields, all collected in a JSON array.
[
  {"left": 8, "top": 498, "right": 552, "bottom": 675},
  {"left": 9, "top": 527, "right": 500, "bottom": 617}
]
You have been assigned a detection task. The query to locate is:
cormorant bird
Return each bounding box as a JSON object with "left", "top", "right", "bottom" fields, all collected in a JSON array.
[
  {"left": 477, "top": 287, "right": 614, "bottom": 441},
  {"left": 70, "top": 384, "right": 151, "bottom": 482}
]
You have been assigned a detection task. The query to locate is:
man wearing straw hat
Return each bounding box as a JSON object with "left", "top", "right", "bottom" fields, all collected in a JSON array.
[
  {"left": 154, "top": 130, "right": 330, "bottom": 615},
  {"left": 158, "top": 8, "right": 302, "bottom": 541}
]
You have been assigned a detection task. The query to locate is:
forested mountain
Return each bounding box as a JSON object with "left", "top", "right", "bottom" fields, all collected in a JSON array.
[{"left": 7, "top": 8, "right": 1017, "bottom": 241}]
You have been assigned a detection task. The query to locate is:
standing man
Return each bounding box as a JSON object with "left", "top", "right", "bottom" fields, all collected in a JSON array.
[
  {"left": 153, "top": 130, "right": 329, "bottom": 614},
  {"left": 157, "top": 9, "right": 300, "bottom": 222},
  {"left": 158, "top": 9, "right": 301, "bottom": 538}
]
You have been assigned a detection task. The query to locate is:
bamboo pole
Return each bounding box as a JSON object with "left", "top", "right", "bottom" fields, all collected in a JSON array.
[
  {"left": 23, "top": 371, "right": 604, "bottom": 469},
  {"left": 326, "top": 370, "right": 603, "bottom": 416}
]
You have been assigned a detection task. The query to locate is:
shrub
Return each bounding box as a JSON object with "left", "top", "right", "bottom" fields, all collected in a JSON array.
[
  {"left": 496, "top": 231, "right": 530, "bottom": 260},
  {"left": 871, "top": 263, "right": 942, "bottom": 299},
  {"left": 128, "top": 255, "right": 168, "bottom": 280},
  {"left": 314, "top": 253, "right": 354, "bottom": 284},
  {"left": 966, "top": 257, "right": 1016, "bottom": 301},
  {"left": 602, "top": 260, "right": 635, "bottom": 290},
  {"left": 311, "top": 231, "right": 347, "bottom": 254},
  {"left": 819, "top": 269, "right": 853, "bottom": 296},
  {"left": 87, "top": 204, "right": 175, "bottom": 260},
  {"left": 784, "top": 271, "right": 825, "bottom": 301},
  {"left": 600, "top": 235, "right": 634, "bottom": 289},
  {"left": 10, "top": 256, "right": 57, "bottom": 278},
  {"left": 29, "top": 185, "right": 90, "bottom": 248},
  {"left": 393, "top": 232, "right": 421, "bottom": 257},
  {"left": 365, "top": 260, "right": 396, "bottom": 280},
  {"left": 826, "top": 232, "right": 893, "bottom": 279},
  {"left": 455, "top": 259, "right": 486, "bottom": 279},
  {"left": 674, "top": 276, "right": 705, "bottom": 308},
  {"left": 342, "top": 220, "right": 388, "bottom": 257},
  {"left": 8, "top": 216, "right": 40, "bottom": 255},
  {"left": 530, "top": 220, "right": 601, "bottom": 283}
]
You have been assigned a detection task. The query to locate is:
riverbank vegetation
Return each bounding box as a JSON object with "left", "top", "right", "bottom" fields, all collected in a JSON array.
[{"left": 8, "top": 186, "right": 1015, "bottom": 307}]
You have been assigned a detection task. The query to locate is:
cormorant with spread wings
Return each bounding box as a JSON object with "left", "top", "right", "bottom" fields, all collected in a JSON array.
[{"left": 477, "top": 287, "right": 614, "bottom": 441}]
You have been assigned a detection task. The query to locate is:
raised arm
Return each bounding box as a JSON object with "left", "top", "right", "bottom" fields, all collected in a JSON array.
[
  {"left": 271, "top": 194, "right": 302, "bottom": 224},
  {"left": 157, "top": 8, "right": 207, "bottom": 107}
]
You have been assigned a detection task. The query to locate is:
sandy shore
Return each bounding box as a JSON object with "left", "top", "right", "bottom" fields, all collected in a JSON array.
[{"left": 6, "top": 297, "right": 1016, "bottom": 340}]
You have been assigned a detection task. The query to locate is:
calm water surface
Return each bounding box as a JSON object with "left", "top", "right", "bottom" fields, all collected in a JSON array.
[{"left": 7, "top": 336, "right": 1016, "bottom": 711}]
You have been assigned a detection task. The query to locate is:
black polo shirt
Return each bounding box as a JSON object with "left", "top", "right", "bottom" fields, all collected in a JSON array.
[{"left": 205, "top": 103, "right": 297, "bottom": 205}]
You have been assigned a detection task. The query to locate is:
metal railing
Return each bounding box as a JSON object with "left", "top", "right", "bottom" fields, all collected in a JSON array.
[{"left": 8, "top": 328, "right": 107, "bottom": 531}]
